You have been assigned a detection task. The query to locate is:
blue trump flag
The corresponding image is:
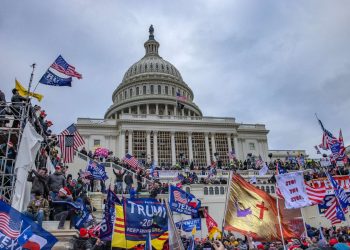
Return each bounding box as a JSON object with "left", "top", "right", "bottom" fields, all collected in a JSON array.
[
  {"left": 123, "top": 198, "right": 168, "bottom": 241},
  {"left": 175, "top": 218, "right": 201, "bottom": 232},
  {"left": 326, "top": 172, "right": 350, "bottom": 210},
  {"left": 87, "top": 161, "right": 108, "bottom": 181},
  {"left": 169, "top": 185, "right": 201, "bottom": 216},
  {"left": 39, "top": 55, "right": 82, "bottom": 87},
  {"left": 100, "top": 189, "right": 121, "bottom": 240},
  {"left": 0, "top": 200, "right": 57, "bottom": 249}
]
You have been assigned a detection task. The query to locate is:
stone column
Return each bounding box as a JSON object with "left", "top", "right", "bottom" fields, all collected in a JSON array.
[
  {"left": 137, "top": 105, "right": 140, "bottom": 115},
  {"left": 128, "top": 130, "right": 133, "bottom": 155},
  {"left": 128, "top": 107, "right": 131, "bottom": 114},
  {"left": 181, "top": 109, "right": 185, "bottom": 116},
  {"left": 171, "top": 132, "right": 176, "bottom": 165},
  {"left": 211, "top": 133, "right": 216, "bottom": 160},
  {"left": 241, "top": 139, "right": 247, "bottom": 160},
  {"left": 205, "top": 133, "right": 211, "bottom": 166},
  {"left": 155, "top": 104, "right": 159, "bottom": 115},
  {"left": 233, "top": 136, "right": 239, "bottom": 159},
  {"left": 227, "top": 134, "right": 232, "bottom": 152},
  {"left": 119, "top": 130, "right": 125, "bottom": 157},
  {"left": 165, "top": 104, "right": 168, "bottom": 116},
  {"left": 153, "top": 131, "right": 158, "bottom": 163},
  {"left": 146, "top": 131, "right": 151, "bottom": 158},
  {"left": 188, "top": 132, "right": 193, "bottom": 161},
  {"left": 174, "top": 105, "right": 177, "bottom": 116},
  {"left": 146, "top": 104, "right": 149, "bottom": 115}
]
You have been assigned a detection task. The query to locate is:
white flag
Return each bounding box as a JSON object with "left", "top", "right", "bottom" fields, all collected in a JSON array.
[
  {"left": 276, "top": 171, "right": 311, "bottom": 209},
  {"left": 12, "top": 123, "right": 43, "bottom": 211},
  {"left": 258, "top": 164, "right": 269, "bottom": 176},
  {"left": 46, "top": 155, "right": 55, "bottom": 174}
]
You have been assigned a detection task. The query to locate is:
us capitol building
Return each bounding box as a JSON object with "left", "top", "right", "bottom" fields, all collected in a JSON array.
[{"left": 76, "top": 26, "right": 270, "bottom": 165}]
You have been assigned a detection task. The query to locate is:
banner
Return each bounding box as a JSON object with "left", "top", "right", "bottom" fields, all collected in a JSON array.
[
  {"left": 87, "top": 160, "right": 108, "bottom": 181},
  {"left": 169, "top": 185, "right": 201, "bottom": 215},
  {"left": 124, "top": 198, "right": 168, "bottom": 241},
  {"left": 276, "top": 171, "right": 311, "bottom": 209},
  {"left": 112, "top": 204, "right": 168, "bottom": 249},
  {"left": 310, "top": 175, "right": 350, "bottom": 194},
  {"left": 175, "top": 218, "right": 201, "bottom": 232},
  {"left": 0, "top": 200, "right": 57, "bottom": 249}
]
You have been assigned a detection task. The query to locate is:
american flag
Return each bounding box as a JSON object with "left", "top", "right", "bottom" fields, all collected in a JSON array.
[
  {"left": 61, "top": 123, "right": 85, "bottom": 150},
  {"left": 318, "top": 118, "right": 338, "bottom": 150},
  {"left": 255, "top": 155, "right": 264, "bottom": 167},
  {"left": 122, "top": 154, "right": 140, "bottom": 170},
  {"left": 305, "top": 184, "right": 326, "bottom": 205},
  {"left": 324, "top": 199, "right": 346, "bottom": 225},
  {"left": 51, "top": 55, "right": 82, "bottom": 79},
  {"left": 227, "top": 150, "right": 236, "bottom": 160},
  {"left": 176, "top": 91, "right": 187, "bottom": 102},
  {"left": 58, "top": 134, "right": 75, "bottom": 163},
  {"left": 173, "top": 190, "right": 187, "bottom": 204},
  {"left": 0, "top": 212, "right": 21, "bottom": 238}
]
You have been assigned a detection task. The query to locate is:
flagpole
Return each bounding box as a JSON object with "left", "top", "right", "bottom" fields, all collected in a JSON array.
[
  {"left": 276, "top": 197, "right": 287, "bottom": 250},
  {"left": 300, "top": 208, "right": 308, "bottom": 237},
  {"left": 27, "top": 63, "right": 36, "bottom": 96},
  {"left": 221, "top": 170, "right": 232, "bottom": 235}
]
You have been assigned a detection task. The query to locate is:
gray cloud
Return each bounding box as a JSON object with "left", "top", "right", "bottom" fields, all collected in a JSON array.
[{"left": 1, "top": 0, "right": 350, "bottom": 158}]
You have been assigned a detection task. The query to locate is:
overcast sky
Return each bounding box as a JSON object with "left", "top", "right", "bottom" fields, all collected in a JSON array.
[{"left": 1, "top": 0, "right": 349, "bottom": 158}]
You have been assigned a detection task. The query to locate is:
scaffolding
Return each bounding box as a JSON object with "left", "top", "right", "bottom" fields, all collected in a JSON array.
[{"left": 0, "top": 98, "right": 48, "bottom": 203}]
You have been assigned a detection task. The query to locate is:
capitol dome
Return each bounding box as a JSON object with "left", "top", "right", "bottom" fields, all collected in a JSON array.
[{"left": 105, "top": 25, "right": 202, "bottom": 119}]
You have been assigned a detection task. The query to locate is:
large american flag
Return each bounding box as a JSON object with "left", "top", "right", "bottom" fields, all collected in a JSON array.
[
  {"left": 176, "top": 91, "right": 187, "bottom": 102},
  {"left": 61, "top": 123, "right": 85, "bottom": 150},
  {"left": 0, "top": 212, "right": 21, "bottom": 238},
  {"left": 51, "top": 55, "right": 82, "bottom": 79},
  {"left": 255, "top": 155, "right": 264, "bottom": 167},
  {"left": 173, "top": 190, "right": 187, "bottom": 204},
  {"left": 122, "top": 154, "right": 140, "bottom": 170}
]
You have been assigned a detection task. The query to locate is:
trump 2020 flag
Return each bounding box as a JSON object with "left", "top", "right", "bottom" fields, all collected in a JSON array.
[
  {"left": 100, "top": 188, "right": 120, "bottom": 240},
  {"left": 169, "top": 185, "right": 201, "bottom": 215},
  {"left": 39, "top": 55, "right": 82, "bottom": 87},
  {"left": 0, "top": 200, "right": 57, "bottom": 249}
]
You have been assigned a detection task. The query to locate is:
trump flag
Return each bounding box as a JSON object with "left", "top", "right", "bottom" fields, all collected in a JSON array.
[{"left": 169, "top": 185, "right": 201, "bottom": 215}]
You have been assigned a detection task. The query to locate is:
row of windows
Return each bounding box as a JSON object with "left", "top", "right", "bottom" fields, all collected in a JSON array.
[
  {"left": 116, "top": 84, "right": 191, "bottom": 102},
  {"left": 204, "top": 186, "right": 226, "bottom": 195}
]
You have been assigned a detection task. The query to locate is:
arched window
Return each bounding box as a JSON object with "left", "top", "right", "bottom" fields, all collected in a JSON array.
[
  {"left": 266, "top": 186, "right": 270, "bottom": 194},
  {"left": 172, "top": 87, "right": 175, "bottom": 96},
  {"left": 129, "top": 88, "right": 133, "bottom": 97},
  {"left": 158, "top": 85, "right": 161, "bottom": 94},
  {"left": 143, "top": 86, "right": 146, "bottom": 94},
  {"left": 124, "top": 90, "right": 127, "bottom": 99},
  {"left": 261, "top": 186, "right": 265, "bottom": 191},
  {"left": 204, "top": 187, "right": 208, "bottom": 195},
  {"left": 215, "top": 187, "right": 219, "bottom": 195},
  {"left": 209, "top": 187, "right": 214, "bottom": 195},
  {"left": 150, "top": 85, "right": 154, "bottom": 94},
  {"left": 136, "top": 87, "right": 139, "bottom": 96},
  {"left": 271, "top": 186, "right": 275, "bottom": 193},
  {"left": 165, "top": 86, "right": 168, "bottom": 95},
  {"left": 220, "top": 187, "right": 225, "bottom": 195}
]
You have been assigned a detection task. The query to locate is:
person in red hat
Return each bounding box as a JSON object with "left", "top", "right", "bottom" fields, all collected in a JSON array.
[{"left": 73, "top": 228, "right": 100, "bottom": 250}]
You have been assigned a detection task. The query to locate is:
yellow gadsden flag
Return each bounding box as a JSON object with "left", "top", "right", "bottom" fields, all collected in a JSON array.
[
  {"left": 224, "top": 174, "right": 297, "bottom": 241},
  {"left": 111, "top": 205, "right": 168, "bottom": 250},
  {"left": 15, "top": 79, "right": 43, "bottom": 101}
]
